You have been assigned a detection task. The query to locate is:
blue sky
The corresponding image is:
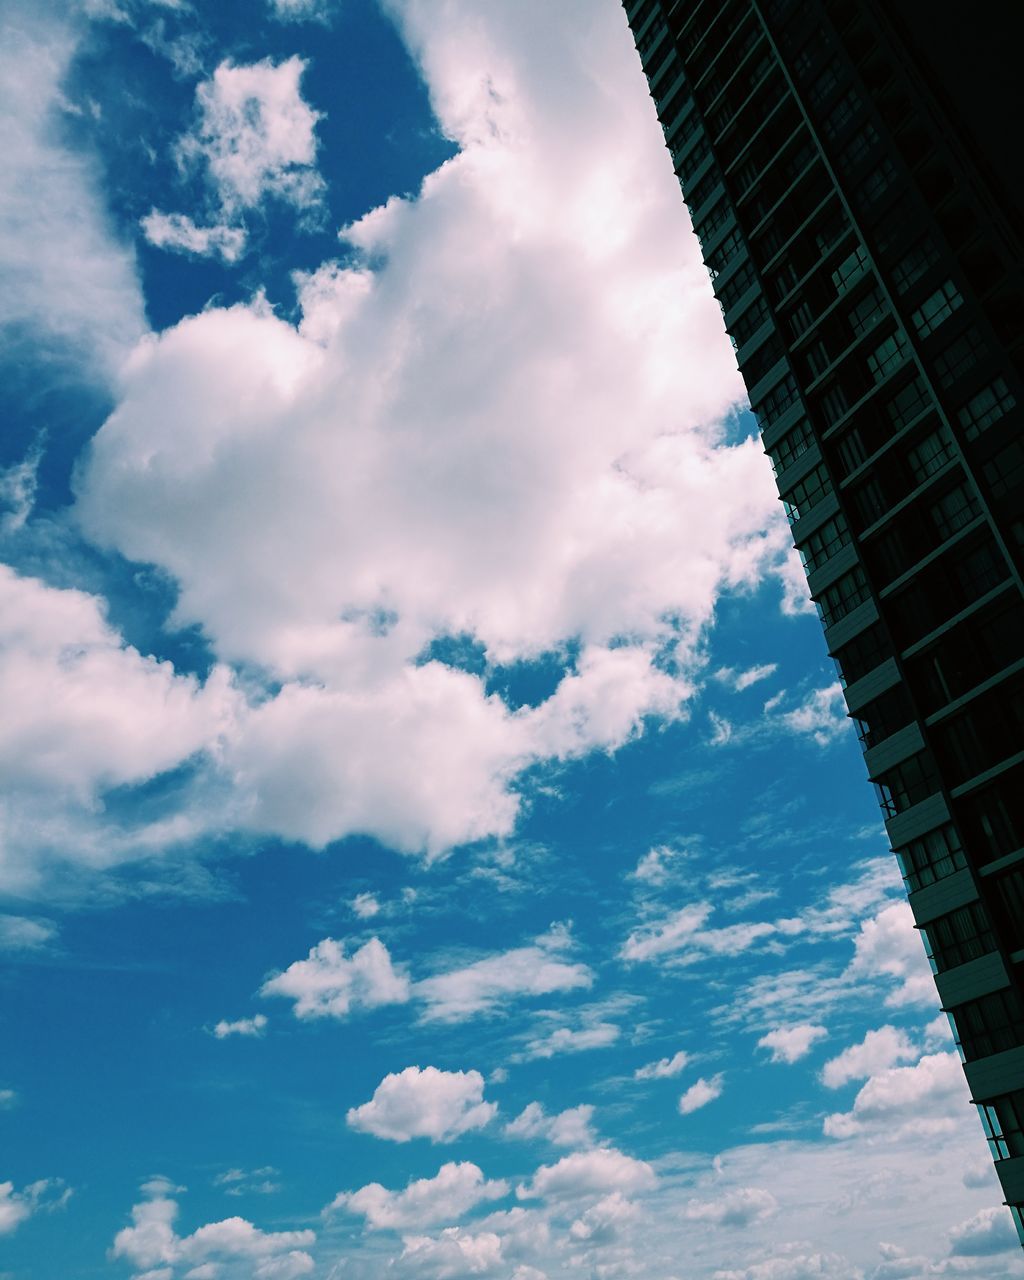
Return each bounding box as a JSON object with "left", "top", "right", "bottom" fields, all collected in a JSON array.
[{"left": 1, "top": 2, "right": 1022, "bottom": 1278}]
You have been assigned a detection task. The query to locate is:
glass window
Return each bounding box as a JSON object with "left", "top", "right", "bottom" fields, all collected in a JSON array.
[
  {"left": 835, "top": 424, "right": 868, "bottom": 475},
  {"left": 816, "top": 563, "right": 871, "bottom": 627},
  {"left": 798, "top": 511, "right": 851, "bottom": 573},
  {"left": 921, "top": 898, "right": 996, "bottom": 972},
  {"left": 873, "top": 749, "right": 942, "bottom": 818},
  {"left": 695, "top": 198, "right": 732, "bottom": 248},
  {"left": 752, "top": 373, "right": 800, "bottom": 428},
  {"left": 866, "top": 330, "right": 908, "bottom": 382},
  {"left": 823, "top": 87, "right": 863, "bottom": 139},
  {"left": 716, "top": 259, "right": 757, "bottom": 312},
  {"left": 907, "top": 427, "right": 955, "bottom": 483},
  {"left": 807, "top": 56, "right": 842, "bottom": 109},
  {"left": 766, "top": 418, "right": 814, "bottom": 475},
  {"left": 958, "top": 377, "right": 1017, "bottom": 440},
  {"left": 984, "top": 440, "right": 1024, "bottom": 503},
  {"left": 892, "top": 237, "right": 940, "bottom": 294},
  {"left": 838, "top": 121, "right": 880, "bottom": 170},
  {"left": 859, "top": 156, "right": 897, "bottom": 206},
  {"left": 781, "top": 461, "right": 830, "bottom": 523},
  {"left": 847, "top": 286, "right": 886, "bottom": 337},
  {"left": 707, "top": 227, "right": 744, "bottom": 277},
  {"left": 853, "top": 683, "right": 913, "bottom": 749},
  {"left": 895, "top": 822, "right": 966, "bottom": 892},
  {"left": 911, "top": 279, "right": 964, "bottom": 338},
  {"left": 928, "top": 482, "right": 980, "bottom": 541},
  {"left": 832, "top": 619, "right": 889, "bottom": 687},
  {"left": 831, "top": 245, "right": 870, "bottom": 295},
  {"left": 729, "top": 293, "right": 771, "bottom": 347},
  {"left": 978, "top": 1091, "right": 1024, "bottom": 1161},
  {"left": 885, "top": 376, "right": 932, "bottom": 429},
  {"left": 951, "top": 988, "right": 1024, "bottom": 1061},
  {"left": 933, "top": 328, "right": 986, "bottom": 390},
  {"left": 819, "top": 380, "right": 851, "bottom": 427}
]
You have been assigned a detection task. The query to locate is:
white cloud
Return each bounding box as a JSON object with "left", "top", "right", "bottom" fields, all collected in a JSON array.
[
  {"left": 352, "top": 893, "right": 381, "bottom": 919},
  {"left": 328, "top": 1161, "right": 508, "bottom": 1230},
  {"left": 504, "top": 1103, "right": 596, "bottom": 1148},
  {"left": 757, "top": 1024, "right": 827, "bottom": 1065},
  {"left": 140, "top": 211, "right": 248, "bottom": 263},
  {"left": 415, "top": 926, "right": 591, "bottom": 1022},
  {"left": 517, "top": 1148, "right": 655, "bottom": 1201},
  {"left": 684, "top": 1187, "right": 778, "bottom": 1228},
  {"left": 846, "top": 901, "right": 936, "bottom": 1008},
  {"left": 948, "top": 1206, "right": 1020, "bottom": 1256},
  {"left": 214, "top": 1168, "right": 280, "bottom": 1197},
  {"left": 260, "top": 937, "right": 411, "bottom": 1019},
  {"left": 712, "top": 1249, "right": 860, "bottom": 1280},
  {"left": 775, "top": 684, "right": 849, "bottom": 746},
  {"left": 111, "top": 1185, "right": 315, "bottom": 1272},
  {"left": 635, "top": 1050, "right": 690, "bottom": 1080},
  {"left": 568, "top": 1191, "right": 639, "bottom": 1243},
  {"left": 212, "top": 1014, "right": 267, "bottom": 1040},
  {"left": 72, "top": 0, "right": 792, "bottom": 872},
  {"left": 0, "top": 1179, "right": 69, "bottom": 1236},
  {"left": 713, "top": 664, "right": 778, "bottom": 692},
  {"left": 620, "top": 903, "right": 713, "bottom": 963},
  {"left": 0, "top": 4, "right": 144, "bottom": 378},
  {"left": 0, "top": 914, "right": 56, "bottom": 951},
  {"left": 346, "top": 1066, "right": 497, "bottom": 1143},
  {"left": 522, "top": 1023, "right": 619, "bottom": 1060},
  {"left": 267, "top": 0, "right": 333, "bottom": 21},
  {"left": 820, "top": 1026, "right": 917, "bottom": 1089},
  {"left": 679, "top": 1075, "right": 723, "bottom": 1115},
  {"left": 823, "top": 1052, "right": 964, "bottom": 1139},
  {"left": 397, "top": 1227, "right": 504, "bottom": 1278},
  {"left": 178, "top": 57, "right": 324, "bottom": 218}
]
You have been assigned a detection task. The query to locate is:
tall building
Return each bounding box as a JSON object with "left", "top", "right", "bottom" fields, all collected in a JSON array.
[{"left": 623, "top": 0, "right": 1024, "bottom": 1236}]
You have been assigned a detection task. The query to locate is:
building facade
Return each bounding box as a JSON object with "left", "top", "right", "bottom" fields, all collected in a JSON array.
[{"left": 622, "top": 0, "right": 1024, "bottom": 1235}]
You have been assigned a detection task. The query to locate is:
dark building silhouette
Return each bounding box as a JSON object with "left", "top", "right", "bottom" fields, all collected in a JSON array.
[{"left": 622, "top": 0, "right": 1024, "bottom": 1237}]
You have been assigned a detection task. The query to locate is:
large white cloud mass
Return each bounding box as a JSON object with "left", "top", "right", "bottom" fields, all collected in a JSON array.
[{"left": 63, "top": 0, "right": 789, "bottom": 871}]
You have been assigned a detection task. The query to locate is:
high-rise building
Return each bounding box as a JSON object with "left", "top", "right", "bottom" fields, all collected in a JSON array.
[{"left": 623, "top": 0, "right": 1024, "bottom": 1236}]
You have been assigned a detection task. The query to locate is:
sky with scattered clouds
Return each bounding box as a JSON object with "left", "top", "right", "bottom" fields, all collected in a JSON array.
[{"left": 1, "top": 1, "right": 1021, "bottom": 1278}]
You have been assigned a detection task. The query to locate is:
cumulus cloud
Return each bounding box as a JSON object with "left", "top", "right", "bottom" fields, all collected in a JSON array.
[
  {"left": 0, "top": 4, "right": 144, "bottom": 377},
  {"left": 415, "top": 926, "right": 591, "bottom": 1022},
  {"left": 328, "top": 1161, "right": 508, "bottom": 1230},
  {"left": 775, "top": 684, "right": 850, "bottom": 746},
  {"left": 504, "top": 1103, "right": 596, "bottom": 1149},
  {"left": 823, "top": 1052, "right": 964, "bottom": 1139},
  {"left": 820, "top": 1026, "right": 917, "bottom": 1089},
  {"left": 178, "top": 57, "right": 324, "bottom": 218},
  {"left": 948, "top": 1205, "right": 1020, "bottom": 1256},
  {"left": 757, "top": 1024, "right": 827, "bottom": 1065},
  {"left": 568, "top": 1191, "right": 639, "bottom": 1244},
  {"left": 397, "top": 1226, "right": 504, "bottom": 1278},
  {"left": 712, "top": 1249, "right": 860, "bottom": 1280},
  {"left": 70, "top": 0, "right": 791, "bottom": 875},
  {"left": 346, "top": 1067, "right": 497, "bottom": 1143},
  {"left": 110, "top": 1183, "right": 314, "bottom": 1273},
  {"left": 260, "top": 937, "right": 411, "bottom": 1019},
  {"left": 212, "top": 1014, "right": 268, "bottom": 1040},
  {"left": 522, "top": 1023, "right": 619, "bottom": 1060},
  {"left": 684, "top": 1187, "right": 778, "bottom": 1228},
  {"left": 679, "top": 1075, "right": 723, "bottom": 1115},
  {"left": 0, "top": 1178, "right": 69, "bottom": 1236},
  {"left": 352, "top": 893, "right": 381, "bottom": 919},
  {"left": 846, "top": 902, "right": 936, "bottom": 1008},
  {"left": 635, "top": 1050, "right": 690, "bottom": 1080},
  {"left": 517, "top": 1148, "right": 655, "bottom": 1201},
  {"left": 140, "top": 211, "right": 247, "bottom": 263}
]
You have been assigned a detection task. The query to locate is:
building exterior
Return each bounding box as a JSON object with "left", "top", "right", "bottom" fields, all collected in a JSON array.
[{"left": 622, "top": 0, "right": 1024, "bottom": 1235}]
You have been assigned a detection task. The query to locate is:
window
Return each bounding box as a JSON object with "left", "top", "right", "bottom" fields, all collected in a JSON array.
[
  {"left": 847, "top": 286, "right": 886, "bottom": 337},
  {"left": 928, "top": 482, "right": 980, "bottom": 541},
  {"left": 687, "top": 164, "right": 722, "bottom": 212},
  {"left": 817, "top": 563, "right": 871, "bottom": 627},
  {"left": 873, "top": 749, "right": 941, "bottom": 817},
  {"left": 834, "top": 425, "right": 867, "bottom": 475},
  {"left": 866, "top": 330, "right": 908, "bottom": 382},
  {"left": 892, "top": 238, "right": 940, "bottom": 294},
  {"left": 832, "top": 618, "right": 890, "bottom": 687},
  {"left": 695, "top": 198, "right": 732, "bottom": 247},
  {"left": 921, "top": 898, "right": 996, "bottom": 972},
  {"left": 707, "top": 226, "right": 744, "bottom": 277},
  {"left": 978, "top": 1091, "right": 1024, "bottom": 1161},
  {"left": 798, "top": 511, "right": 851, "bottom": 573},
  {"left": 752, "top": 373, "right": 800, "bottom": 428},
  {"left": 951, "top": 988, "right": 1024, "bottom": 1061},
  {"left": 993, "top": 867, "right": 1024, "bottom": 937},
  {"left": 858, "top": 156, "right": 897, "bottom": 206},
  {"left": 636, "top": 15, "right": 668, "bottom": 58},
  {"left": 678, "top": 133, "right": 710, "bottom": 184},
  {"left": 853, "top": 682, "right": 913, "bottom": 749},
  {"left": 838, "top": 121, "right": 880, "bottom": 170},
  {"left": 781, "top": 461, "right": 830, "bottom": 522},
  {"left": 895, "top": 822, "right": 966, "bottom": 892},
  {"left": 906, "top": 427, "right": 955, "bottom": 483},
  {"left": 823, "top": 87, "right": 863, "bottom": 139},
  {"left": 807, "top": 56, "right": 842, "bottom": 109},
  {"left": 667, "top": 106, "right": 703, "bottom": 156},
  {"left": 716, "top": 259, "right": 757, "bottom": 312},
  {"left": 958, "top": 377, "right": 1017, "bottom": 440},
  {"left": 787, "top": 299, "right": 814, "bottom": 339},
  {"left": 741, "top": 333, "right": 786, "bottom": 386},
  {"left": 818, "top": 380, "right": 851, "bottom": 427},
  {"left": 911, "top": 280, "right": 964, "bottom": 339},
  {"left": 984, "top": 440, "right": 1024, "bottom": 503},
  {"left": 767, "top": 418, "right": 814, "bottom": 475},
  {"left": 933, "top": 328, "right": 986, "bottom": 390},
  {"left": 832, "top": 245, "right": 870, "bottom": 295},
  {"left": 885, "top": 376, "right": 932, "bottom": 429},
  {"left": 729, "top": 293, "right": 771, "bottom": 347}
]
